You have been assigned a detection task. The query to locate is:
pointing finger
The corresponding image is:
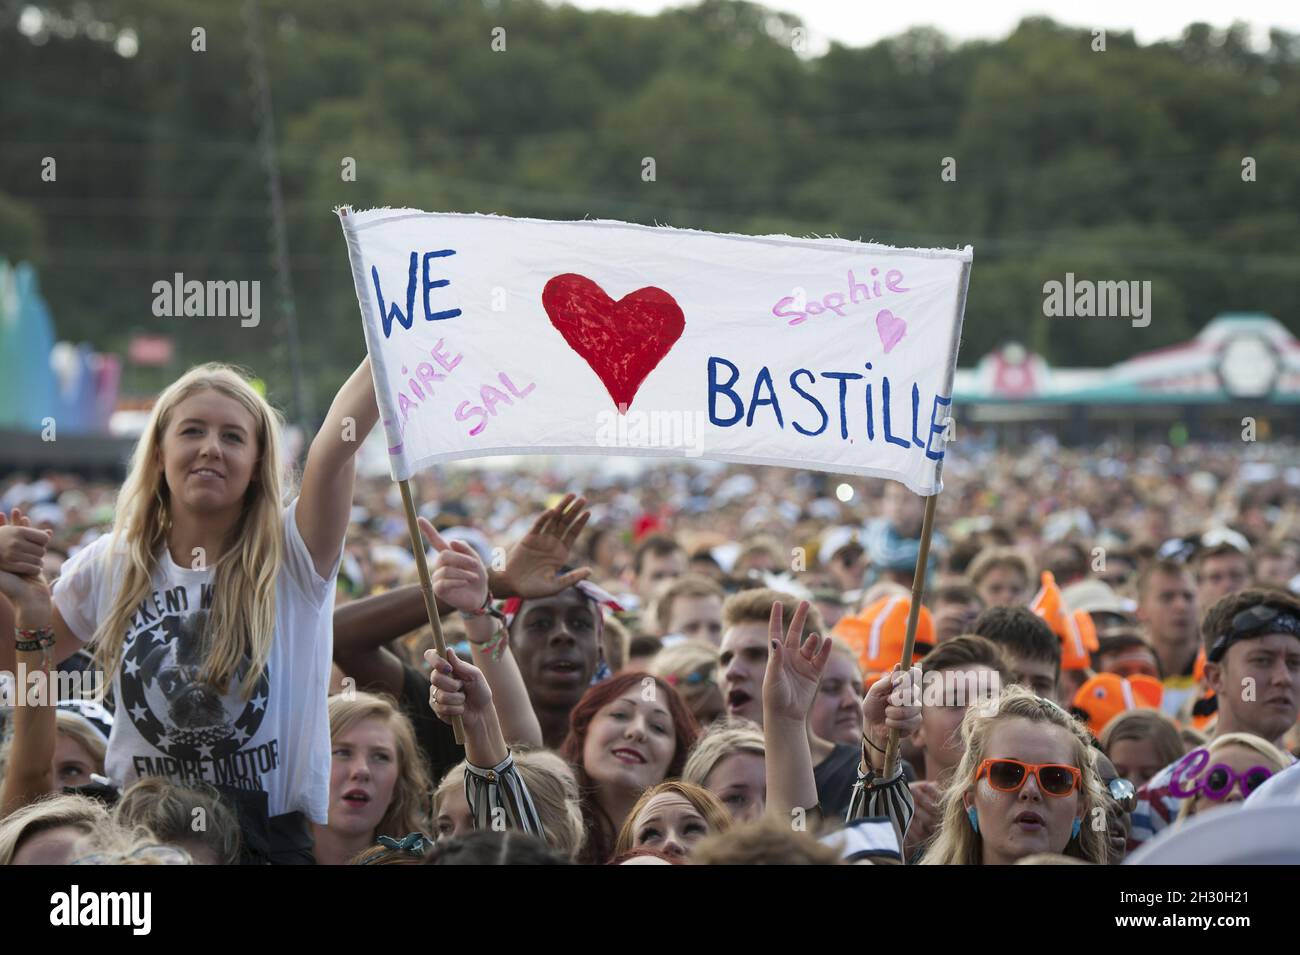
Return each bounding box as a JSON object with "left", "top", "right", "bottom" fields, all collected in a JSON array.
[{"left": 416, "top": 516, "right": 449, "bottom": 553}]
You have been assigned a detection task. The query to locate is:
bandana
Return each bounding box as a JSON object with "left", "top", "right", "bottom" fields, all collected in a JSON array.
[{"left": 499, "top": 579, "right": 624, "bottom": 628}]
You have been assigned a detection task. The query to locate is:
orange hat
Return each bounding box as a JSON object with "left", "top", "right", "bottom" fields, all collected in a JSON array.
[
  {"left": 1031, "top": 571, "right": 1099, "bottom": 671},
  {"left": 1189, "top": 647, "right": 1217, "bottom": 731},
  {"left": 1071, "top": 672, "right": 1163, "bottom": 737},
  {"left": 832, "top": 594, "right": 933, "bottom": 681}
]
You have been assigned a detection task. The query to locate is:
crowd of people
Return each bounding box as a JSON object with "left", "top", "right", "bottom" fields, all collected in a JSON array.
[{"left": 0, "top": 359, "right": 1297, "bottom": 865}]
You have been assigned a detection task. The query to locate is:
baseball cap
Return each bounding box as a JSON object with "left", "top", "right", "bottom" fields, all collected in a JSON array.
[
  {"left": 1071, "top": 672, "right": 1163, "bottom": 737},
  {"left": 831, "top": 594, "right": 933, "bottom": 681}
]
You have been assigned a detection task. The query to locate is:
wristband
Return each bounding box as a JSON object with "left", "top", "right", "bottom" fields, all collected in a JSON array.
[
  {"left": 459, "top": 592, "right": 508, "bottom": 629},
  {"left": 15, "top": 626, "right": 55, "bottom": 652},
  {"left": 467, "top": 619, "right": 509, "bottom": 662}
]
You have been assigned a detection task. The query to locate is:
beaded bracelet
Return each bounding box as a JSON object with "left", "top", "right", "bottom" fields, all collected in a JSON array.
[{"left": 14, "top": 626, "right": 55, "bottom": 652}]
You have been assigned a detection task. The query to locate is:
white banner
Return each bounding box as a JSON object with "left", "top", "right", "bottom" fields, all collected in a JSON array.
[{"left": 339, "top": 208, "right": 971, "bottom": 495}]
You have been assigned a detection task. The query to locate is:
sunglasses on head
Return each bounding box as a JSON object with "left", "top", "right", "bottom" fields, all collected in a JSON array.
[
  {"left": 1207, "top": 605, "right": 1300, "bottom": 663},
  {"left": 975, "top": 758, "right": 1082, "bottom": 797},
  {"left": 1169, "top": 748, "right": 1274, "bottom": 802}
]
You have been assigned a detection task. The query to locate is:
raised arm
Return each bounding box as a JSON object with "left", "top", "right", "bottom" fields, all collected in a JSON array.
[
  {"left": 298, "top": 357, "right": 380, "bottom": 579},
  {"left": 761, "top": 600, "right": 832, "bottom": 820},
  {"left": 488, "top": 494, "right": 592, "bottom": 599},
  {"left": 332, "top": 586, "right": 424, "bottom": 698},
  {"left": 427, "top": 647, "right": 544, "bottom": 838},
  {"left": 332, "top": 491, "right": 595, "bottom": 691},
  {"left": 0, "top": 508, "right": 87, "bottom": 674},
  {"left": 847, "top": 666, "right": 922, "bottom": 854},
  {"left": 0, "top": 638, "right": 58, "bottom": 818},
  {"left": 418, "top": 517, "right": 542, "bottom": 747},
  {"left": 463, "top": 613, "right": 543, "bottom": 748},
  {"left": 0, "top": 510, "right": 58, "bottom": 817}
]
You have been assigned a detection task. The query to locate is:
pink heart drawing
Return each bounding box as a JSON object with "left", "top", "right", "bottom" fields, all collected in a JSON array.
[{"left": 876, "top": 309, "right": 907, "bottom": 353}]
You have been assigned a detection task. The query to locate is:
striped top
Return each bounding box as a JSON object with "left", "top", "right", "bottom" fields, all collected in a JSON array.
[
  {"left": 846, "top": 760, "right": 915, "bottom": 856},
  {"left": 464, "top": 751, "right": 546, "bottom": 838}
]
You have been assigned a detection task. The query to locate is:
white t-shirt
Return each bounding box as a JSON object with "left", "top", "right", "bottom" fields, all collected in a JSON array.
[{"left": 53, "top": 497, "right": 337, "bottom": 823}]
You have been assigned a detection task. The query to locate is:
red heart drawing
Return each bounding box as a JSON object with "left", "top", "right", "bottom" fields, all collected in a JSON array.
[{"left": 542, "top": 273, "right": 685, "bottom": 413}]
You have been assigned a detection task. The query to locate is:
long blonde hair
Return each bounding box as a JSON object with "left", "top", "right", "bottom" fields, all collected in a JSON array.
[
  {"left": 328, "top": 692, "right": 432, "bottom": 839},
  {"left": 93, "top": 364, "right": 286, "bottom": 697},
  {"left": 922, "top": 685, "right": 1108, "bottom": 865}
]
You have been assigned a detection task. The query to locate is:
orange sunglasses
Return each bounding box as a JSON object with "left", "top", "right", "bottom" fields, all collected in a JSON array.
[{"left": 975, "top": 758, "right": 1081, "bottom": 797}]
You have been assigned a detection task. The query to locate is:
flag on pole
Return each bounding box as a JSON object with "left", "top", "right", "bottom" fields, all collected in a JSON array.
[{"left": 340, "top": 208, "right": 971, "bottom": 495}]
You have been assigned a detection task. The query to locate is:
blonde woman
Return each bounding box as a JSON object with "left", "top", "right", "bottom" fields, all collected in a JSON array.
[
  {"left": 0, "top": 703, "right": 109, "bottom": 817},
  {"left": 313, "top": 692, "right": 432, "bottom": 865},
  {"left": 649, "top": 639, "right": 724, "bottom": 727},
  {"left": 923, "top": 685, "right": 1109, "bottom": 865},
  {"left": 1170, "top": 732, "right": 1289, "bottom": 823},
  {"left": 433, "top": 749, "right": 585, "bottom": 859},
  {"left": 0, "top": 359, "right": 381, "bottom": 862},
  {"left": 682, "top": 722, "right": 766, "bottom": 822},
  {"left": 0, "top": 793, "right": 111, "bottom": 865}
]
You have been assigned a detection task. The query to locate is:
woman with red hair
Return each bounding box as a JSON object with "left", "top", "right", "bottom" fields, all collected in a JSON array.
[{"left": 559, "top": 672, "right": 699, "bottom": 864}]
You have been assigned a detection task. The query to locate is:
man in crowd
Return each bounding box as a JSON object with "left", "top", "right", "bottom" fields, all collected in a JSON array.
[
  {"left": 1135, "top": 559, "right": 1200, "bottom": 717},
  {"left": 1195, "top": 542, "right": 1253, "bottom": 610},
  {"left": 971, "top": 605, "right": 1061, "bottom": 703},
  {"left": 1129, "top": 587, "right": 1300, "bottom": 849},
  {"left": 655, "top": 574, "right": 725, "bottom": 644},
  {"left": 629, "top": 533, "right": 687, "bottom": 604}
]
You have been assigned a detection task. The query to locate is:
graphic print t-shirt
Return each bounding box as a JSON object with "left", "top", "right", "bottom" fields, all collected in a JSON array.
[{"left": 53, "top": 498, "right": 337, "bottom": 823}]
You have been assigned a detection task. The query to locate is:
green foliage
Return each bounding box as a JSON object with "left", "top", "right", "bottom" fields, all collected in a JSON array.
[{"left": 2, "top": 1, "right": 1297, "bottom": 422}]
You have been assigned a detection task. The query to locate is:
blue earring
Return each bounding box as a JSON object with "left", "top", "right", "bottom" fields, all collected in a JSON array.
[
  {"left": 1071, "top": 817, "right": 1082, "bottom": 839},
  {"left": 967, "top": 807, "right": 979, "bottom": 833}
]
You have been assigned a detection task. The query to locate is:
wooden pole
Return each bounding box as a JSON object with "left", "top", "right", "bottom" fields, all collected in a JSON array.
[
  {"left": 398, "top": 477, "right": 464, "bottom": 744},
  {"left": 882, "top": 492, "right": 938, "bottom": 772}
]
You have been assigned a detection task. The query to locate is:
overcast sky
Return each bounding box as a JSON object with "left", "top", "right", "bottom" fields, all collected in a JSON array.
[{"left": 552, "top": 0, "right": 1300, "bottom": 50}]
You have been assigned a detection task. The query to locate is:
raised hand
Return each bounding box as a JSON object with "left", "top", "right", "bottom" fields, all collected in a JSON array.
[
  {"left": 862, "top": 664, "right": 922, "bottom": 757},
  {"left": 418, "top": 516, "right": 489, "bottom": 614},
  {"left": 0, "top": 508, "right": 50, "bottom": 577},
  {"left": 426, "top": 647, "right": 507, "bottom": 767},
  {"left": 762, "top": 599, "right": 833, "bottom": 725},
  {"left": 0, "top": 509, "right": 51, "bottom": 620},
  {"left": 498, "top": 493, "right": 592, "bottom": 598}
]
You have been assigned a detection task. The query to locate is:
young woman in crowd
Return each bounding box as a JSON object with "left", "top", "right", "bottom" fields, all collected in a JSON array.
[
  {"left": 808, "top": 637, "right": 864, "bottom": 747},
  {"left": 1100, "top": 708, "right": 1186, "bottom": 788},
  {"left": 650, "top": 639, "right": 725, "bottom": 727},
  {"left": 432, "top": 749, "right": 585, "bottom": 860},
  {"left": 613, "top": 780, "right": 731, "bottom": 859},
  {"left": 682, "top": 722, "right": 767, "bottom": 823},
  {"left": 0, "top": 359, "right": 382, "bottom": 862},
  {"left": 312, "top": 692, "right": 432, "bottom": 865},
  {"left": 1170, "top": 732, "right": 1290, "bottom": 823},
  {"left": 558, "top": 672, "right": 700, "bottom": 863},
  {"left": 0, "top": 793, "right": 110, "bottom": 865},
  {"left": 114, "top": 776, "right": 241, "bottom": 865},
  {"left": 923, "top": 685, "right": 1109, "bottom": 865}
]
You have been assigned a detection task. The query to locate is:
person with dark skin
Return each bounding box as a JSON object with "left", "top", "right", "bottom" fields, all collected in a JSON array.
[
  {"left": 331, "top": 494, "right": 593, "bottom": 775},
  {"left": 509, "top": 586, "right": 607, "bottom": 748}
]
